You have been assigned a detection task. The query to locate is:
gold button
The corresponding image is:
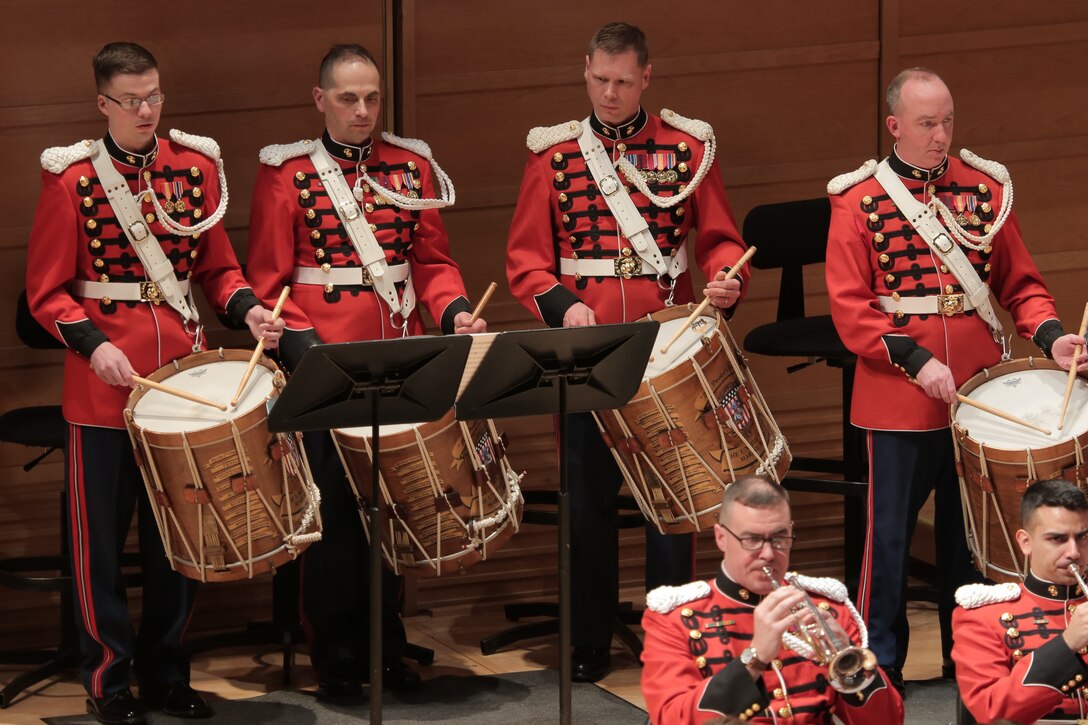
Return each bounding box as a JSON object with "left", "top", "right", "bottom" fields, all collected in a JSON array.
[
  {"left": 869, "top": 212, "right": 880, "bottom": 223},
  {"left": 321, "top": 263, "right": 331, "bottom": 272},
  {"left": 856, "top": 692, "right": 866, "bottom": 702},
  {"left": 190, "top": 250, "right": 197, "bottom": 259},
  {"left": 873, "top": 232, "right": 885, "bottom": 244},
  {"left": 306, "top": 209, "right": 316, "bottom": 219},
  {"left": 315, "top": 249, "right": 326, "bottom": 259},
  {"left": 369, "top": 223, "right": 378, "bottom": 232},
  {"left": 927, "top": 184, "right": 936, "bottom": 195},
  {"left": 344, "top": 148, "right": 353, "bottom": 158},
  {"left": 940, "top": 264, "right": 949, "bottom": 273},
  {"left": 1050, "top": 585, "right": 1059, "bottom": 597},
  {"left": 78, "top": 176, "right": 90, "bottom": 187},
  {"left": 818, "top": 602, "right": 830, "bottom": 611},
  {"left": 1006, "top": 627, "right": 1019, "bottom": 638},
  {"left": 1063, "top": 684, "right": 1070, "bottom": 692},
  {"left": 891, "top": 291, "right": 901, "bottom": 301},
  {"left": 751, "top": 703, "right": 761, "bottom": 711},
  {"left": 1000, "top": 612, "right": 1013, "bottom": 623},
  {"left": 192, "top": 187, "right": 202, "bottom": 198},
  {"left": 574, "top": 273, "right": 582, "bottom": 281},
  {"left": 689, "top": 629, "right": 702, "bottom": 640},
  {"left": 984, "top": 224, "right": 993, "bottom": 234},
  {"left": 407, "top": 161, "right": 417, "bottom": 170},
  {"left": 779, "top": 706, "right": 792, "bottom": 718},
  {"left": 681, "top": 608, "right": 693, "bottom": 617},
  {"left": 885, "top": 274, "right": 895, "bottom": 284},
  {"left": 672, "top": 227, "right": 682, "bottom": 237},
  {"left": 553, "top": 152, "right": 564, "bottom": 163},
  {"left": 295, "top": 171, "right": 307, "bottom": 182},
  {"left": 324, "top": 283, "right": 334, "bottom": 293},
  {"left": 561, "top": 214, "right": 570, "bottom": 223},
  {"left": 362, "top": 184, "right": 371, "bottom": 194},
  {"left": 617, "top": 143, "right": 627, "bottom": 153},
  {"left": 190, "top": 166, "right": 200, "bottom": 177},
  {"left": 310, "top": 230, "right": 321, "bottom": 240},
  {"left": 772, "top": 659, "right": 783, "bottom": 670},
  {"left": 93, "top": 259, "right": 104, "bottom": 268},
  {"left": 145, "top": 213, "right": 156, "bottom": 224},
  {"left": 983, "top": 263, "right": 991, "bottom": 273},
  {"left": 192, "top": 208, "right": 202, "bottom": 219},
  {"left": 694, "top": 656, "right": 706, "bottom": 668},
  {"left": 1012, "top": 649, "right": 1023, "bottom": 659},
  {"left": 365, "top": 203, "right": 375, "bottom": 213},
  {"left": 568, "top": 236, "right": 577, "bottom": 245},
  {"left": 676, "top": 207, "right": 685, "bottom": 217},
  {"left": 879, "top": 254, "right": 890, "bottom": 264},
  {"left": 554, "top": 172, "right": 565, "bottom": 182},
  {"left": 413, "top": 223, "right": 420, "bottom": 231},
  {"left": 300, "top": 189, "right": 311, "bottom": 200},
  {"left": 677, "top": 141, "right": 688, "bottom": 152},
  {"left": 99, "top": 274, "right": 109, "bottom": 283},
  {"left": 861, "top": 195, "right": 873, "bottom": 205},
  {"left": 980, "top": 202, "right": 992, "bottom": 213},
  {"left": 739, "top": 589, "right": 750, "bottom": 600},
  {"left": 773, "top": 687, "right": 784, "bottom": 699},
  {"left": 86, "top": 219, "right": 97, "bottom": 230},
  {"left": 895, "top": 310, "right": 904, "bottom": 320},
  {"left": 143, "top": 171, "right": 152, "bottom": 182},
  {"left": 945, "top": 285, "right": 954, "bottom": 294},
  {"left": 978, "top": 183, "right": 988, "bottom": 194},
  {"left": 558, "top": 192, "right": 568, "bottom": 203},
  {"left": 1078, "top": 674, "right": 1084, "bottom": 682},
  {"left": 101, "top": 296, "right": 112, "bottom": 305},
  {"left": 678, "top": 184, "right": 686, "bottom": 193},
  {"left": 90, "top": 239, "right": 102, "bottom": 249},
  {"left": 82, "top": 197, "right": 93, "bottom": 208}
]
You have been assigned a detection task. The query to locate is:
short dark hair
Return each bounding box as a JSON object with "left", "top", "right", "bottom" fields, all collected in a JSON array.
[
  {"left": 885, "top": 66, "right": 944, "bottom": 115},
  {"left": 93, "top": 42, "right": 157, "bottom": 92},
  {"left": 587, "top": 22, "right": 649, "bottom": 67},
  {"left": 720, "top": 475, "right": 790, "bottom": 523},
  {"left": 1021, "top": 479, "right": 1088, "bottom": 527},
  {"left": 318, "top": 44, "right": 378, "bottom": 89}
]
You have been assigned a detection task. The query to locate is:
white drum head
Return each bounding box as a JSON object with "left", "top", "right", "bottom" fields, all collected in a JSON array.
[
  {"left": 337, "top": 421, "right": 424, "bottom": 439},
  {"left": 131, "top": 361, "right": 274, "bottom": 433},
  {"left": 646, "top": 315, "right": 718, "bottom": 378},
  {"left": 955, "top": 368, "right": 1088, "bottom": 449}
]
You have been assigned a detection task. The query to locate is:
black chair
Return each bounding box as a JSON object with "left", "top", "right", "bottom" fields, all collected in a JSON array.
[
  {"left": 740, "top": 198, "right": 868, "bottom": 591},
  {"left": 0, "top": 291, "right": 81, "bottom": 707},
  {"left": 479, "top": 491, "right": 646, "bottom": 659}
]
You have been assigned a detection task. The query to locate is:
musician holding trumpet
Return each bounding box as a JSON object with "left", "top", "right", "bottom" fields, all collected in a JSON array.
[
  {"left": 953, "top": 479, "right": 1088, "bottom": 724},
  {"left": 641, "top": 476, "right": 903, "bottom": 724}
]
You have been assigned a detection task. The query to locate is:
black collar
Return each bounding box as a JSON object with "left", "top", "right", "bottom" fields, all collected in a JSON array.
[
  {"left": 715, "top": 566, "right": 764, "bottom": 606},
  {"left": 589, "top": 107, "right": 649, "bottom": 141},
  {"left": 322, "top": 130, "right": 373, "bottom": 163},
  {"left": 887, "top": 145, "right": 949, "bottom": 182},
  {"left": 1025, "top": 571, "right": 1085, "bottom": 601},
  {"left": 104, "top": 131, "right": 158, "bottom": 168}
]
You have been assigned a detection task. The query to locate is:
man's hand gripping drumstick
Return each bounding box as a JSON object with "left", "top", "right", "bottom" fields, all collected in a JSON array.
[
  {"left": 660, "top": 246, "right": 756, "bottom": 356},
  {"left": 232, "top": 286, "right": 290, "bottom": 407},
  {"left": 1057, "top": 302, "right": 1088, "bottom": 430},
  {"left": 453, "top": 282, "right": 494, "bottom": 334}
]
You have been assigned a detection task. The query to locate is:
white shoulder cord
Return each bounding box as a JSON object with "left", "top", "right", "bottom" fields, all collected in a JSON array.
[
  {"left": 354, "top": 132, "right": 456, "bottom": 211},
  {"left": 615, "top": 109, "right": 716, "bottom": 209},
  {"left": 781, "top": 573, "right": 870, "bottom": 657},
  {"left": 927, "top": 149, "right": 1014, "bottom": 251},
  {"left": 144, "top": 129, "right": 230, "bottom": 237}
]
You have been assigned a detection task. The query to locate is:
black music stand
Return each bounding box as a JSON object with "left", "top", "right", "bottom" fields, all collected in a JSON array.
[
  {"left": 456, "top": 321, "right": 658, "bottom": 725},
  {"left": 269, "top": 335, "right": 471, "bottom": 725}
]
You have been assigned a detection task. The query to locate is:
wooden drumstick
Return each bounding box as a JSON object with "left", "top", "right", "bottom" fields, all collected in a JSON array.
[
  {"left": 231, "top": 286, "right": 291, "bottom": 407},
  {"left": 1057, "top": 301, "right": 1088, "bottom": 430},
  {"left": 132, "top": 375, "right": 228, "bottom": 412},
  {"left": 956, "top": 393, "right": 1051, "bottom": 436},
  {"left": 468, "top": 282, "right": 497, "bottom": 326},
  {"left": 659, "top": 246, "right": 757, "bottom": 355}
]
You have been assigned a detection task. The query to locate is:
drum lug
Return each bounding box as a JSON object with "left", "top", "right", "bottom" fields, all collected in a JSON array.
[
  {"left": 1014, "top": 477, "right": 1032, "bottom": 494},
  {"left": 269, "top": 441, "right": 285, "bottom": 461},
  {"left": 183, "top": 485, "right": 211, "bottom": 504},
  {"left": 617, "top": 436, "right": 644, "bottom": 454},
  {"left": 230, "top": 474, "right": 257, "bottom": 493},
  {"left": 132, "top": 446, "right": 146, "bottom": 469},
  {"left": 656, "top": 428, "right": 688, "bottom": 449},
  {"left": 153, "top": 490, "right": 171, "bottom": 508},
  {"left": 978, "top": 474, "right": 993, "bottom": 494}
]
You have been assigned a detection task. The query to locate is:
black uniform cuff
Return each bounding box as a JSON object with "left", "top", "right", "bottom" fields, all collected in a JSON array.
[
  {"left": 1024, "top": 633, "right": 1088, "bottom": 689},
  {"left": 1033, "top": 319, "right": 1066, "bottom": 359},
  {"left": 278, "top": 328, "right": 323, "bottom": 373},
  {"left": 841, "top": 667, "right": 893, "bottom": 708},
  {"left": 441, "top": 296, "right": 472, "bottom": 335},
  {"left": 58, "top": 319, "right": 109, "bottom": 359},
  {"left": 697, "top": 658, "right": 770, "bottom": 718},
  {"left": 881, "top": 334, "right": 933, "bottom": 377},
  {"left": 221, "top": 288, "right": 261, "bottom": 330},
  {"left": 535, "top": 284, "right": 582, "bottom": 329}
]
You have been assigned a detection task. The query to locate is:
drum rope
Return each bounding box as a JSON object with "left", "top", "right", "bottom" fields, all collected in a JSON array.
[
  {"left": 490, "top": 419, "right": 523, "bottom": 533},
  {"left": 713, "top": 329, "right": 781, "bottom": 478},
  {"left": 953, "top": 433, "right": 986, "bottom": 572},
  {"left": 285, "top": 433, "right": 322, "bottom": 546},
  {"left": 593, "top": 411, "right": 663, "bottom": 534},
  {"left": 127, "top": 425, "right": 179, "bottom": 568},
  {"left": 647, "top": 381, "right": 700, "bottom": 527},
  {"left": 357, "top": 434, "right": 414, "bottom": 575},
  {"left": 228, "top": 421, "right": 257, "bottom": 578},
  {"left": 691, "top": 359, "right": 738, "bottom": 482},
  {"left": 468, "top": 469, "right": 525, "bottom": 537}
]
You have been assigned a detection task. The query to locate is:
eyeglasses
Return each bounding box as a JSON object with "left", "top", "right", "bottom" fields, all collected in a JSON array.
[
  {"left": 102, "top": 93, "right": 166, "bottom": 110},
  {"left": 718, "top": 523, "right": 795, "bottom": 551}
]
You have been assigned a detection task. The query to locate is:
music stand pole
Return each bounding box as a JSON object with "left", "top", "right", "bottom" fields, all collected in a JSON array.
[
  {"left": 369, "top": 393, "right": 383, "bottom": 723},
  {"left": 557, "top": 376, "right": 571, "bottom": 723}
]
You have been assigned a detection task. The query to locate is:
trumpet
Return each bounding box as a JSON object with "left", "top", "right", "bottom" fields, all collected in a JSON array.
[
  {"left": 762, "top": 566, "right": 878, "bottom": 694},
  {"left": 1068, "top": 562, "right": 1088, "bottom": 596}
]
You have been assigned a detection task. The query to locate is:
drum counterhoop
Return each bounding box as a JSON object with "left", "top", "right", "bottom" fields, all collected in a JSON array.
[
  {"left": 594, "top": 305, "right": 792, "bottom": 535},
  {"left": 952, "top": 357, "right": 1088, "bottom": 583},
  {"left": 125, "top": 349, "right": 322, "bottom": 582}
]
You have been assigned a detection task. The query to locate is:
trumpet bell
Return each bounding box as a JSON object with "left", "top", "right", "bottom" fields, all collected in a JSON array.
[{"left": 829, "top": 646, "right": 879, "bottom": 694}]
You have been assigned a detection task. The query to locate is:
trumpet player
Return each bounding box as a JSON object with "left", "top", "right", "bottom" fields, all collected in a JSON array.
[
  {"left": 953, "top": 479, "right": 1088, "bottom": 724},
  {"left": 641, "top": 475, "right": 904, "bottom": 724}
]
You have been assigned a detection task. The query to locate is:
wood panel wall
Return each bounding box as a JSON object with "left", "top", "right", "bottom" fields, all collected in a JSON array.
[{"left": 2, "top": 0, "right": 1086, "bottom": 651}]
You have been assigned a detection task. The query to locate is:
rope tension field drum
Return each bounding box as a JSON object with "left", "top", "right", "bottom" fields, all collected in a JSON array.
[
  {"left": 333, "top": 413, "right": 523, "bottom": 576},
  {"left": 953, "top": 357, "right": 1088, "bottom": 583},
  {"left": 125, "top": 349, "right": 322, "bottom": 582},
  {"left": 593, "top": 304, "right": 792, "bottom": 535}
]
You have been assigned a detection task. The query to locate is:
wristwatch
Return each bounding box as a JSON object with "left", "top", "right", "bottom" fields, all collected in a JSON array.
[{"left": 740, "top": 646, "right": 768, "bottom": 671}]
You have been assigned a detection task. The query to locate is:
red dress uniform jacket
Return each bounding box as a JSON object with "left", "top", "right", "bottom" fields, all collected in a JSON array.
[
  {"left": 246, "top": 132, "right": 471, "bottom": 367},
  {"left": 641, "top": 567, "right": 904, "bottom": 725},
  {"left": 506, "top": 108, "right": 747, "bottom": 327},
  {"left": 825, "top": 149, "right": 1060, "bottom": 431},
  {"left": 26, "top": 132, "right": 259, "bottom": 429},
  {"left": 952, "top": 575, "right": 1088, "bottom": 723}
]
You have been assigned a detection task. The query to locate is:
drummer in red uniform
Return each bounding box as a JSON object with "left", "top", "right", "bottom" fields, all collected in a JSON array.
[
  {"left": 640, "top": 475, "right": 904, "bottom": 724},
  {"left": 952, "top": 479, "right": 1088, "bottom": 723},
  {"left": 245, "top": 43, "right": 485, "bottom": 696},
  {"left": 505, "top": 22, "right": 749, "bottom": 681},
  {"left": 25, "top": 42, "right": 283, "bottom": 725},
  {"left": 825, "top": 66, "right": 1087, "bottom": 693}
]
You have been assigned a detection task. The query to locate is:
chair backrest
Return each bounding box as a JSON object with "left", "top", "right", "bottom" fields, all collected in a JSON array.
[
  {"left": 15, "top": 290, "right": 64, "bottom": 350},
  {"left": 741, "top": 197, "right": 832, "bottom": 321}
]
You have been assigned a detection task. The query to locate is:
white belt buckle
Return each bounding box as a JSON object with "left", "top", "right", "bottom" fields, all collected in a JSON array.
[
  {"left": 340, "top": 201, "right": 360, "bottom": 221},
  {"left": 598, "top": 175, "right": 620, "bottom": 196},
  {"left": 933, "top": 233, "right": 954, "bottom": 254},
  {"left": 129, "top": 221, "right": 149, "bottom": 241}
]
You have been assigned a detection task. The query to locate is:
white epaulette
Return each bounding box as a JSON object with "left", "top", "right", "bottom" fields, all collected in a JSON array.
[
  {"left": 526, "top": 120, "right": 582, "bottom": 154},
  {"left": 40, "top": 139, "right": 96, "bottom": 174},
  {"left": 169, "top": 129, "right": 222, "bottom": 162},
  {"left": 382, "top": 131, "right": 434, "bottom": 160},
  {"left": 827, "top": 159, "right": 878, "bottom": 195},
  {"left": 955, "top": 582, "right": 1021, "bottom": 610},
  {"left": 660, "top": 108, "right": 714, "bottom": 142},
  {"left": 646, "top": 581, "right": 711, "bottom": 614},
  {"left": 790, "top": 573, "right": 849, "bottom": 603},
  {"left": 259, "top": 139, "right": 316, "bottom": 167},
  {"left": 960, "top": 148, "right": 1011, "bottom": 185}
]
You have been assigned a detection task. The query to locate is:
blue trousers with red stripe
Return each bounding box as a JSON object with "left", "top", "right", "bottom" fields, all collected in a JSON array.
[
  {"left": 298, "top": 432, "right": 406, "bottom": 676},
  {"left": 567, "top": 413, "right": 694, "bottom": 649},
  {"left": 65, "top": 424, "right": 196, "bottom": 698},
  {"left": 859, "top": 428, "right": 981, "bottom": 668}
]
